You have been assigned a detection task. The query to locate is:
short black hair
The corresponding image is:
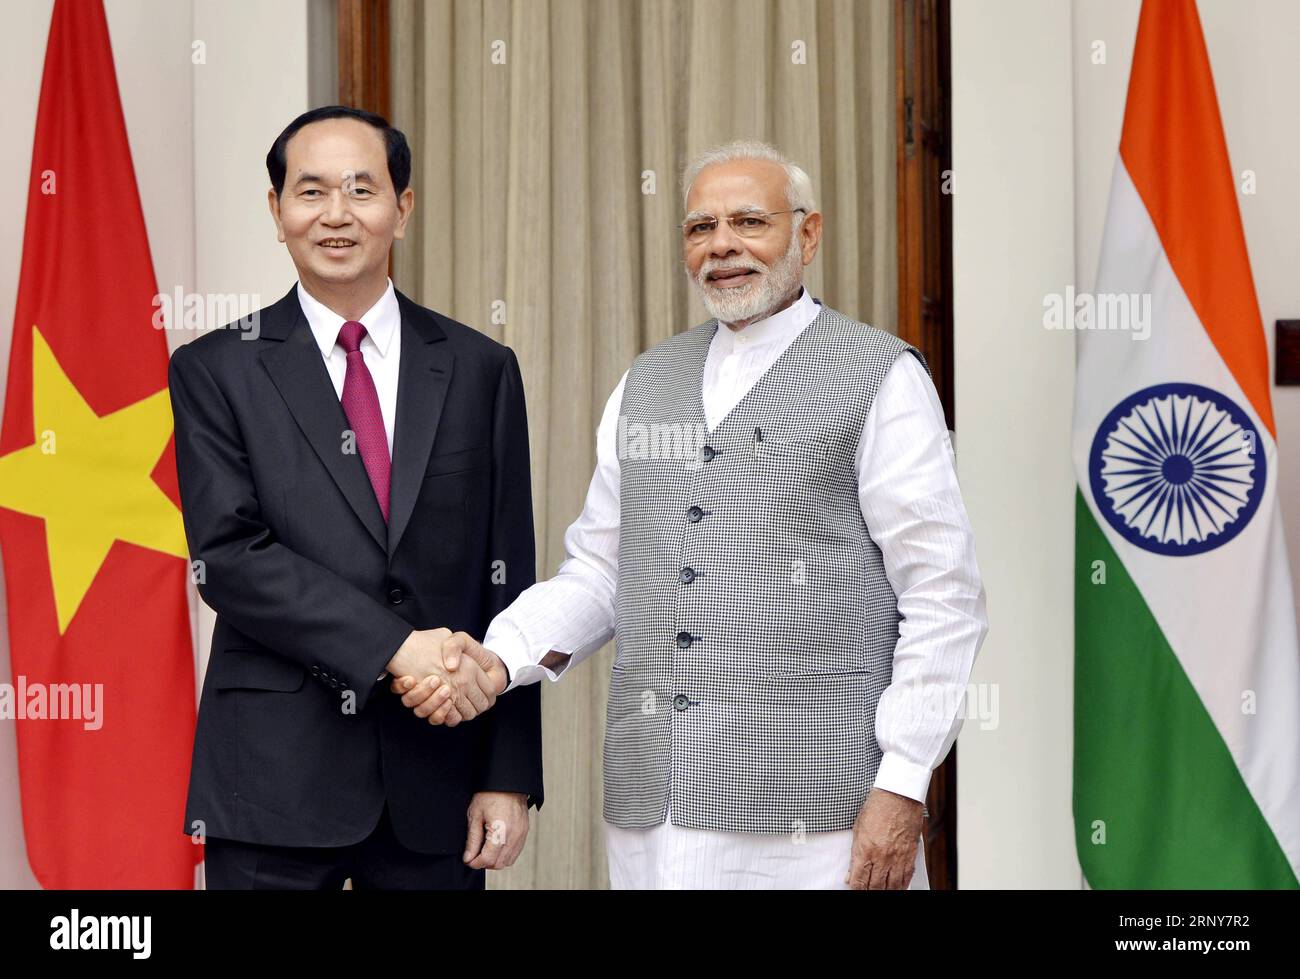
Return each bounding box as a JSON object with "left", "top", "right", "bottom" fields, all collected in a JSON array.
[{"left": 266, "top": 105, "right": 411, "bottom": 198}]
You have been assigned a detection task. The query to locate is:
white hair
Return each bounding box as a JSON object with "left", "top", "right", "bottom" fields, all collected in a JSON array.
[{"left": 680, "top": 140, "right": 816, "bottom": 215}]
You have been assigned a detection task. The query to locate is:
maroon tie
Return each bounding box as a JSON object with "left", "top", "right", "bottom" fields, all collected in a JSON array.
[{"left": 336, "top": 320, "right": 391, "bottom": 522}]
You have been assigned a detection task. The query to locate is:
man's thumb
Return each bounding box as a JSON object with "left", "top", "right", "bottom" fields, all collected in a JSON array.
[
  {"left": 444, "top": 636, "right": 462, "bottom": 671},
  {"left": 464, "top": 813, "right": 485, "bottom": 863},
  {"left": 465, "top": 639, "right": 496, "bottom": 670}
]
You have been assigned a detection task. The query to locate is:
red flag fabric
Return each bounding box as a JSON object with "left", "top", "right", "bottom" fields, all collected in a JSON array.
[{"left": 0, "top": 0, "right": 197, "bottom": 888}]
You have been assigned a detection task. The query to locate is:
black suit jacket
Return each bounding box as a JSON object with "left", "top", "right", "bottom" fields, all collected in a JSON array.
[{"left": 169, "top": 284, "right": 542, "bottom": 854}]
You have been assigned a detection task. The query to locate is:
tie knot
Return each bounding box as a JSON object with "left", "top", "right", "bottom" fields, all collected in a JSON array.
[{"left": 337, "top": 320, "right": 367, "bottom": 354}]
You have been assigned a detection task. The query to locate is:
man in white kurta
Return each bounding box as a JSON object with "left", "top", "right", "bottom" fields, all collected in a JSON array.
[
  {"left": 494, "top": 283, "right": 987, "bottom": 887},
  {"left": 397, "top": 141, "right": 987, "bottom": 888}
]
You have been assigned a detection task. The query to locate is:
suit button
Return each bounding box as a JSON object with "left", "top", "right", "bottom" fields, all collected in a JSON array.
[
  {"left": 676, "top": 631, "right": 693, "bottom": 649},
  {"left": 388, "top": 588, "right": 404, "bottom": 605},
  {"left": 672, "top": 694, "right": 690, "bottom": 711},
  {"left": 679, "top": 567, "right": 696, "bottom": 584},
  {"left": 687, "top": 506, "right": 703, "bottom": 523},
  {"left": 701, "top": 446, "right": 716, "bottom": 462}
]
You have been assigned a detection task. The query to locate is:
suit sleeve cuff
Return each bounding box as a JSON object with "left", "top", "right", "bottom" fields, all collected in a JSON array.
[
  {"left": 345, "top": 621, "right": 412, "bottom": 709},
  {"left": 873, "top": 752, "right": 933, "bottom": 804}
]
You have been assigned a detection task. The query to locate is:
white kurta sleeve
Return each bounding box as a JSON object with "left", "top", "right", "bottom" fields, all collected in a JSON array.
[
  {"left": 856, "top": 352, "right": 989, "bottom": 803},
  {"left": 484, "top": 371, "right": 627, "bottom": 689}
]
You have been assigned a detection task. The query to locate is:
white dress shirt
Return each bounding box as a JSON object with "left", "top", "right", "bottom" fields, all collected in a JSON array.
[
  {"left": 297, "top": 278, "right": 401, "bottom": 457},
  {"left": 299, "top": 279, "right": 405, "bottom": 685},
  {"left": 483, "top": 287, "right": 988, "bottom": 887}
]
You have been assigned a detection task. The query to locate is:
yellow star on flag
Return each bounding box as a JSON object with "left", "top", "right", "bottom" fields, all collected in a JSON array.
[{"left": 0, "top": 326, "right": 187, "bottom": 633}]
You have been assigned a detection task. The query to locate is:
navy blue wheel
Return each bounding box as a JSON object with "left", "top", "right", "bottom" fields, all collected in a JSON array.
[{"left": 1088, "top": 383, "right": 1265, "bottom": 557}]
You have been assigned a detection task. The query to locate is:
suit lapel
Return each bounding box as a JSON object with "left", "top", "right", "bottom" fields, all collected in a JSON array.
[
  {"left": 259, "top": 286, "right": 389, "bottom": 551},
  {"left": 387, "top": 291, "right": 453, "bottom": 558}
]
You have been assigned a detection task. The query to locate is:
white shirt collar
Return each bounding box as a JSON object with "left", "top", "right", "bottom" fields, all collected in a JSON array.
[
  {"left": 713, "top": 286, "right": 820, "bottom": 354},
  {"left": 297, "top": 278, "right": 400, "bottom": 359}
]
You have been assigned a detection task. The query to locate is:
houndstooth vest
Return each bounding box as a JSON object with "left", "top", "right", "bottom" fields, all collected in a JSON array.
[{"left": 606, "top": 303, "right": 929, "bottom": 834}]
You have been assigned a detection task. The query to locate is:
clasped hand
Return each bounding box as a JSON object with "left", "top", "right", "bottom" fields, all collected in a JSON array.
[{"left": 385, "top": 628, "right": 507, "bottom": 726}]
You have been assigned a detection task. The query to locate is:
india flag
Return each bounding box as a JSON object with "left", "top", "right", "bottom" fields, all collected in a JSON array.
[{"left": 1072, "top": 0, "right": 1300, "bottom": 888}]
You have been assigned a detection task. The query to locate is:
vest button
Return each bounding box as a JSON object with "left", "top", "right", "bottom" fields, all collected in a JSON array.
[
  {"left": 679, "top": 567, "right": 696, "bottom": 584},
  {"left": 675, "top": 631, "right": 693, "bottom": 649},
  {"left": 388, "top": 588, "right": 404, "bottom": 604},
  {"left": 687, "top": 506, "right": 703, "bottom": 523},
  {"left": 672, "top": 694, "right": 690, "bottom": 711},
  {"left": 701, "top": 445, "right": 716, "bottom": 462}
]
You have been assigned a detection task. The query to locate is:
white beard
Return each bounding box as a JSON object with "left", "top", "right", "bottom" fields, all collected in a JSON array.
[{"left": 690, "top": 226, "right": 805, "bottom": 326}]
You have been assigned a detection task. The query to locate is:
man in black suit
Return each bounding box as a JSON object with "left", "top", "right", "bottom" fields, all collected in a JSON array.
[{"left": 168, "top": 106, "right": 541, "bottom": 889}]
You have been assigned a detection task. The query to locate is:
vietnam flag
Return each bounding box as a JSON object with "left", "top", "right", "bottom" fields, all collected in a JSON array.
[
  {"left": 1073, "top": 0, "right": 1299, "bottom": 887},
  {"left": 0, "top": 0, "right": 197, "bottom": 887}
]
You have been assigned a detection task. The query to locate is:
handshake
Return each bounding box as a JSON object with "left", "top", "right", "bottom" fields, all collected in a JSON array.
[{"left": 384, "top": 628, "right": 507, "bottom": 726}]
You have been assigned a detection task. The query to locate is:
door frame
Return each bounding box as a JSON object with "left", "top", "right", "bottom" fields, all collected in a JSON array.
[{"left": 896, "top": 0, "right": 957, "bottom": 889}]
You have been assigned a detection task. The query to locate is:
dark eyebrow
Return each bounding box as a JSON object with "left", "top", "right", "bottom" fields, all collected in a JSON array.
[{"left": 290, "top": 170, "right": 379, "bottom": 188}]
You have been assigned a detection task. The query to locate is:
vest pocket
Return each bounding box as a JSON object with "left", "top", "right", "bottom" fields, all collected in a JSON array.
[
  {"left": 751, "top": 434, "right": 831, "bottom": 462},
  {"left": 765, "top": 666, "right": 876, "bottom": 679}
]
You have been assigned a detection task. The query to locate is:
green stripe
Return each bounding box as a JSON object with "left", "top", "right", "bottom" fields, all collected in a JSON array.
[{"left": 1074, "top": 490, "right": 1297, "bottom": 888}]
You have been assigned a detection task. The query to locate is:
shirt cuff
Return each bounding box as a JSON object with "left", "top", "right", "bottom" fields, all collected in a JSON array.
[
  {"left": 484, "top": 622, "right": 569, "bottom": 691},
  {"left": 872, "top": 752, "right": 934, "bottom": 804}
]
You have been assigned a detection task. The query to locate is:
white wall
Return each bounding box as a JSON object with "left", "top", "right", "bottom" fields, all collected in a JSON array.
[
  {"left": 188, "top": 0, "right": 311, "bottom": 687},
  {"left": 0, "top": 0, "right": 308, "bottom": 889},
  {"left": 951, "top": 0, "right": 1080, "bottom": 889},
  {"left": 954, "top": 0, "right": 1300, "bottom": 888},
  {"left": 193, "top": 0, "right": 308, "bottom": 307}
]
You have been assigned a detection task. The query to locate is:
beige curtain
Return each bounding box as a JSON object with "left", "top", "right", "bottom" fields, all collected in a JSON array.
[{"left": 390, "top": 0, "right": 895, "bottom": 889}]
